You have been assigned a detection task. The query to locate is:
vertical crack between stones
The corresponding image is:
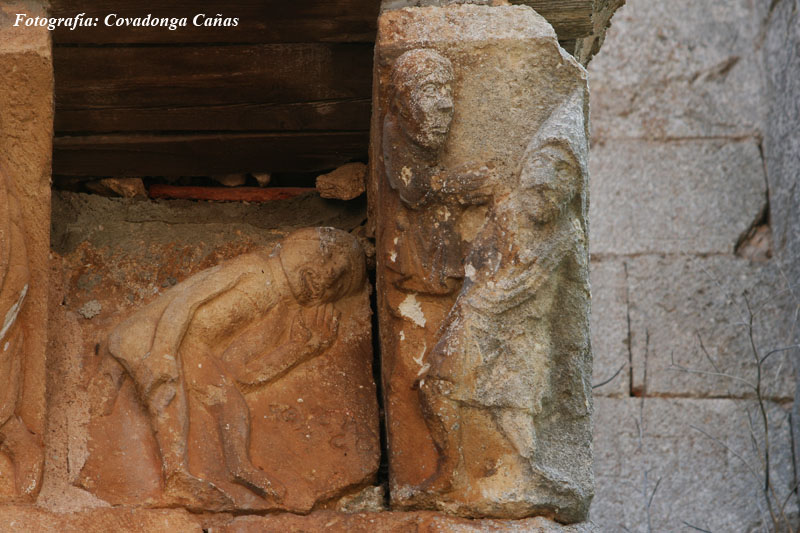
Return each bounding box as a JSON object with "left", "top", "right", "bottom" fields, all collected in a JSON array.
[
  {"left": 368, "top": 267, "right": 390, "bottom": 497},
  {"left": 623, "top": 261, "right": 635, "bottom": 398},
  {"left": 735, "top": 139, "right": 773, "bottom": 260}
]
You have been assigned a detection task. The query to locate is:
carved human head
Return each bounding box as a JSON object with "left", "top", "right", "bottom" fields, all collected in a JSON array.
[
  {"left": 518, "top": 141, "right": 580, "bottom": 225},
  {"left": 390, "top": 48, "right": 454, "bottom": 152},
  {"left": 518, "top": 91, "right": 587, "bottom": 225},
  {"left": 279, "top": 227, "right": 366, "bottom": 305}
]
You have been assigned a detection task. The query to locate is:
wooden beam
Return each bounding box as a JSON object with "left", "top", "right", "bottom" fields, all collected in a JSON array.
[
  {"left": 54, "top": 44, "right": 373, "bottom": 110},
  {"left": 54, "top": 44, "right": 374, "bottom": 133},
  {"left": 49, "top": 0, "right": 380, "bottom": 44},
  {"left": 513, "top": 0, "right": 594, "bottom": 40},
  {"left": 53, "top": 132, "right": 369, "bottom": 176},
  {"left": 55, "top": 98, "right": 372, "bottom": 133}
]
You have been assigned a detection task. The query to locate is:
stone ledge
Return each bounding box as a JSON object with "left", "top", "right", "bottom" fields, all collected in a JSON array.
[
  {"left": 0, "top": 506, "right": 601, "bottom": 532},
  {"left": 217, "top": 511, "right": 599, "bottom": 532}
]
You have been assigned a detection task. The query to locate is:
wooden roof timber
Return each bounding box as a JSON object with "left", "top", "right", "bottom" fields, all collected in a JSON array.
[{"left": 49, "top": 0, "right": 600, "bottom": 44}]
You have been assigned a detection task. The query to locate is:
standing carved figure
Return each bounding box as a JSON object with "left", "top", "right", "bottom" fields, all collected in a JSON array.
[
  {"left": 419, "top": 91, "right": 593, "bottom": 522},
  {"left": 377, "top": 48, "right": 496, "bottom": 494},
  {"left": 0, "top": 168, "right": 43, "bottom": 498},
  {"left": 382, "top": 48, "right": 493, "bottom": 295},
  {"left": 91, "top": 227, "right": 366, "bottom": 509}
]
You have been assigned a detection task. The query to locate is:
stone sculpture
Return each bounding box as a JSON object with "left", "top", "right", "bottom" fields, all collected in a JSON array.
[
  {"left": 372, "top": 5, "right": 592, "bottom": 522},
  {"left": 419, "top": 91, "right": 592, "bottom": 521},
  {"left": 0, "top": 168, "right": 43, "bottom": 499},
  {"left": 84, "top": 227, "right": 379, "bottom": 511},
  {"left": 382, "top": 48, "right": 494, "bottom": 296}
]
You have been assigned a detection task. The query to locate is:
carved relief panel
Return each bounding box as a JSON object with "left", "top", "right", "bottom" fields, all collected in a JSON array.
[
  {"left": 371, "top": 5, "right": 593, "bottom": 522},
  {"left": 78, "top": 228, "right": 379, "bottom": 512}
]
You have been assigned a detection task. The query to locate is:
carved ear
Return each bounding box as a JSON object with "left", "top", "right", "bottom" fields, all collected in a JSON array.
[{"left": 300, "top": 268, "right": 322, "bottom": 301}]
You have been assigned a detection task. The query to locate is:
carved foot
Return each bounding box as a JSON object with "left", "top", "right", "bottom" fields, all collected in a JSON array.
[
  {"left": 419, "top": 462, "right": 454, "bottom": 495},
  {"left": 0, "top": 416, "right": 43, "bottom": 499},
  {"left": 420, "top": 474, "right": 453, "bottom": 495},
  {"left": 232, "top": 466, "right": 286, "bottom": 501},
  {"left": 165, "top": 469, "right": 233, "bottom": 510}
]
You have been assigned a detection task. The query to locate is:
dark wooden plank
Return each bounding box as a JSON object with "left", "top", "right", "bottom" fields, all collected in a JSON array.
[
  {"left": 55, "top": 98, "right": 372, "bottom": 133},
  {"left": 54, "top": 44, "right": 374, "bottom": 110},
  {"left": 514, "top": 0, "right": 593, "bottom": 40},
  {"left": 53, "top": 132, "right": 369, "bottom": 176},
  {"left": 50, "top": 0, "right": 379, "bottom": 44},
  {"left": 148, "top": 185, "right": 314, "bottom": 202}
]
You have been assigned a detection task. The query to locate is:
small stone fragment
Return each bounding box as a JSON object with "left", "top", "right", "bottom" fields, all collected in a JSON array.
[
  {"left": 251, "top": 172, "right": 272, "bottom": 187},
  {"left": 212, "top": 174, "right": 248, "bottom": 187},
  {"left": 85, "top": 177, "right": 147, "bottom": 198},
  {"left": 335, "top": 485, "right": 387, "bottom": 513},
  {"left": 316, "top": 162, "right": 367, "bottom": 200},
  {"left": 78, "top": 300, "right": 102, "bottom": 319}
]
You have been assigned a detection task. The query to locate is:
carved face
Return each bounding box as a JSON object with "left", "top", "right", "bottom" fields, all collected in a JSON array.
[
  {"left": 280, "top": 228, "right": 365, "bottom": 305},
  {"left": 391, "top": 49, "right": 455, "bottom": 152},
  {"left": 518, "top": 142, "right": 579, "bottom": 225},
  {"left": 295, "top": 251, "right": 355, "bottom": 304}
]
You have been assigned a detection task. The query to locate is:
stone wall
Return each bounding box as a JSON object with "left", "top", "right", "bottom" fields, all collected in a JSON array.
[{"left": 588, "top": 0, "right": 800, "bottom": 530}]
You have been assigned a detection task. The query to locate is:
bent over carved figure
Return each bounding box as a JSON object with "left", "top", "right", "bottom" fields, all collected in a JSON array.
[
  {"left": 0, "top": 167, "right": 43, "bottom": 499},
  {"left": 92, "top": 227, "right": 366, "bottom": 508}
]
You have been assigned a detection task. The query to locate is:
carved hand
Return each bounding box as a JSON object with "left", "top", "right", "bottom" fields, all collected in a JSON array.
[
  {"left": 434, "top": 164, "right": 495, "bottom": 205},
  {"left": 292, "top": 303, "right": 341, "bottom": 356}
]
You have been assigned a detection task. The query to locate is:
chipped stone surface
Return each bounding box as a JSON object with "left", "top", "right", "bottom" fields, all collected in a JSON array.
[
  {"left": 0, "top": 0, "right": 52, "bottom": 502},
  {"left": 589, "top": 140, "right": 766, "bottom": 255},
  {"left": 587, "top": 0, "right": 765, "bottom": 141},
  {"left": 574, "top": 0, "right": 626, "bottom": 66},
  {"left": 84, "top": 178, "right": 147, "bottom": 198},
  {"left": 372, "top": 4, "right": 592, "bottom": 521},
  {"left": 627, "top": 255, "right": 798, "bottom": 400},
  {"left": 590, "top": 260, "right": 629, "bottom": 397},
  {"left": 317, "top": 162, "right": 367, "bottom": 200},
  {"left": 219, "top": 511, "right": 599, "bottom": 532},
  {"left": 77, "top": 300, "right": 102, "bottom": 320},
  {"left": 592, "top": 397, "right": 797, "bottom": 532}
]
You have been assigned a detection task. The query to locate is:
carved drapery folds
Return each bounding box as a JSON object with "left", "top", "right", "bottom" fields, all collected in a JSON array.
[
  {"left": 80, "top": 228, "right": 379, "bottom": 512},
  {"left": 0, "top": 169, "right": 43, "bottom": 500},
  {"left": 372, "top": 5, "right": 592, "bottom": 522}
]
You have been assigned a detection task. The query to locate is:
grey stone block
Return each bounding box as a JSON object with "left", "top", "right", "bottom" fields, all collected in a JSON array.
[
  {"left": 589, "top": 139, "right": 767, "bottom": 255},
  {"left": 764, "top": 0, "right": 800, "bottom": 297},
  {"left": 591, "top": 259, "right": 630, "bottom": 397},
  {"left": 627, "top": 255, "right": 799, "bottom": 400},
  {"left": 587, "top": 0, "right": 765, "bottom": 141},
  {"left": 592, "top": 397, "right": 797, "bottom": 532}
]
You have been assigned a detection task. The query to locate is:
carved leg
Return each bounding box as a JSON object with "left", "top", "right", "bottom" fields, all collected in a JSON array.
[
  {"left": 0, "top": 415, "right": 43, "bottom": 498},
  {"left": 149, "top": 379, "right": 231, "bottom": 508},
  {"left": 418, "top": 378, "right": 461, "bottom": 493},
  {"left": 213, "top": 385, "right": 285, "bottom": 501},
  {"left": 87, "top": 354, "right": 126, "bottom": 417}
]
